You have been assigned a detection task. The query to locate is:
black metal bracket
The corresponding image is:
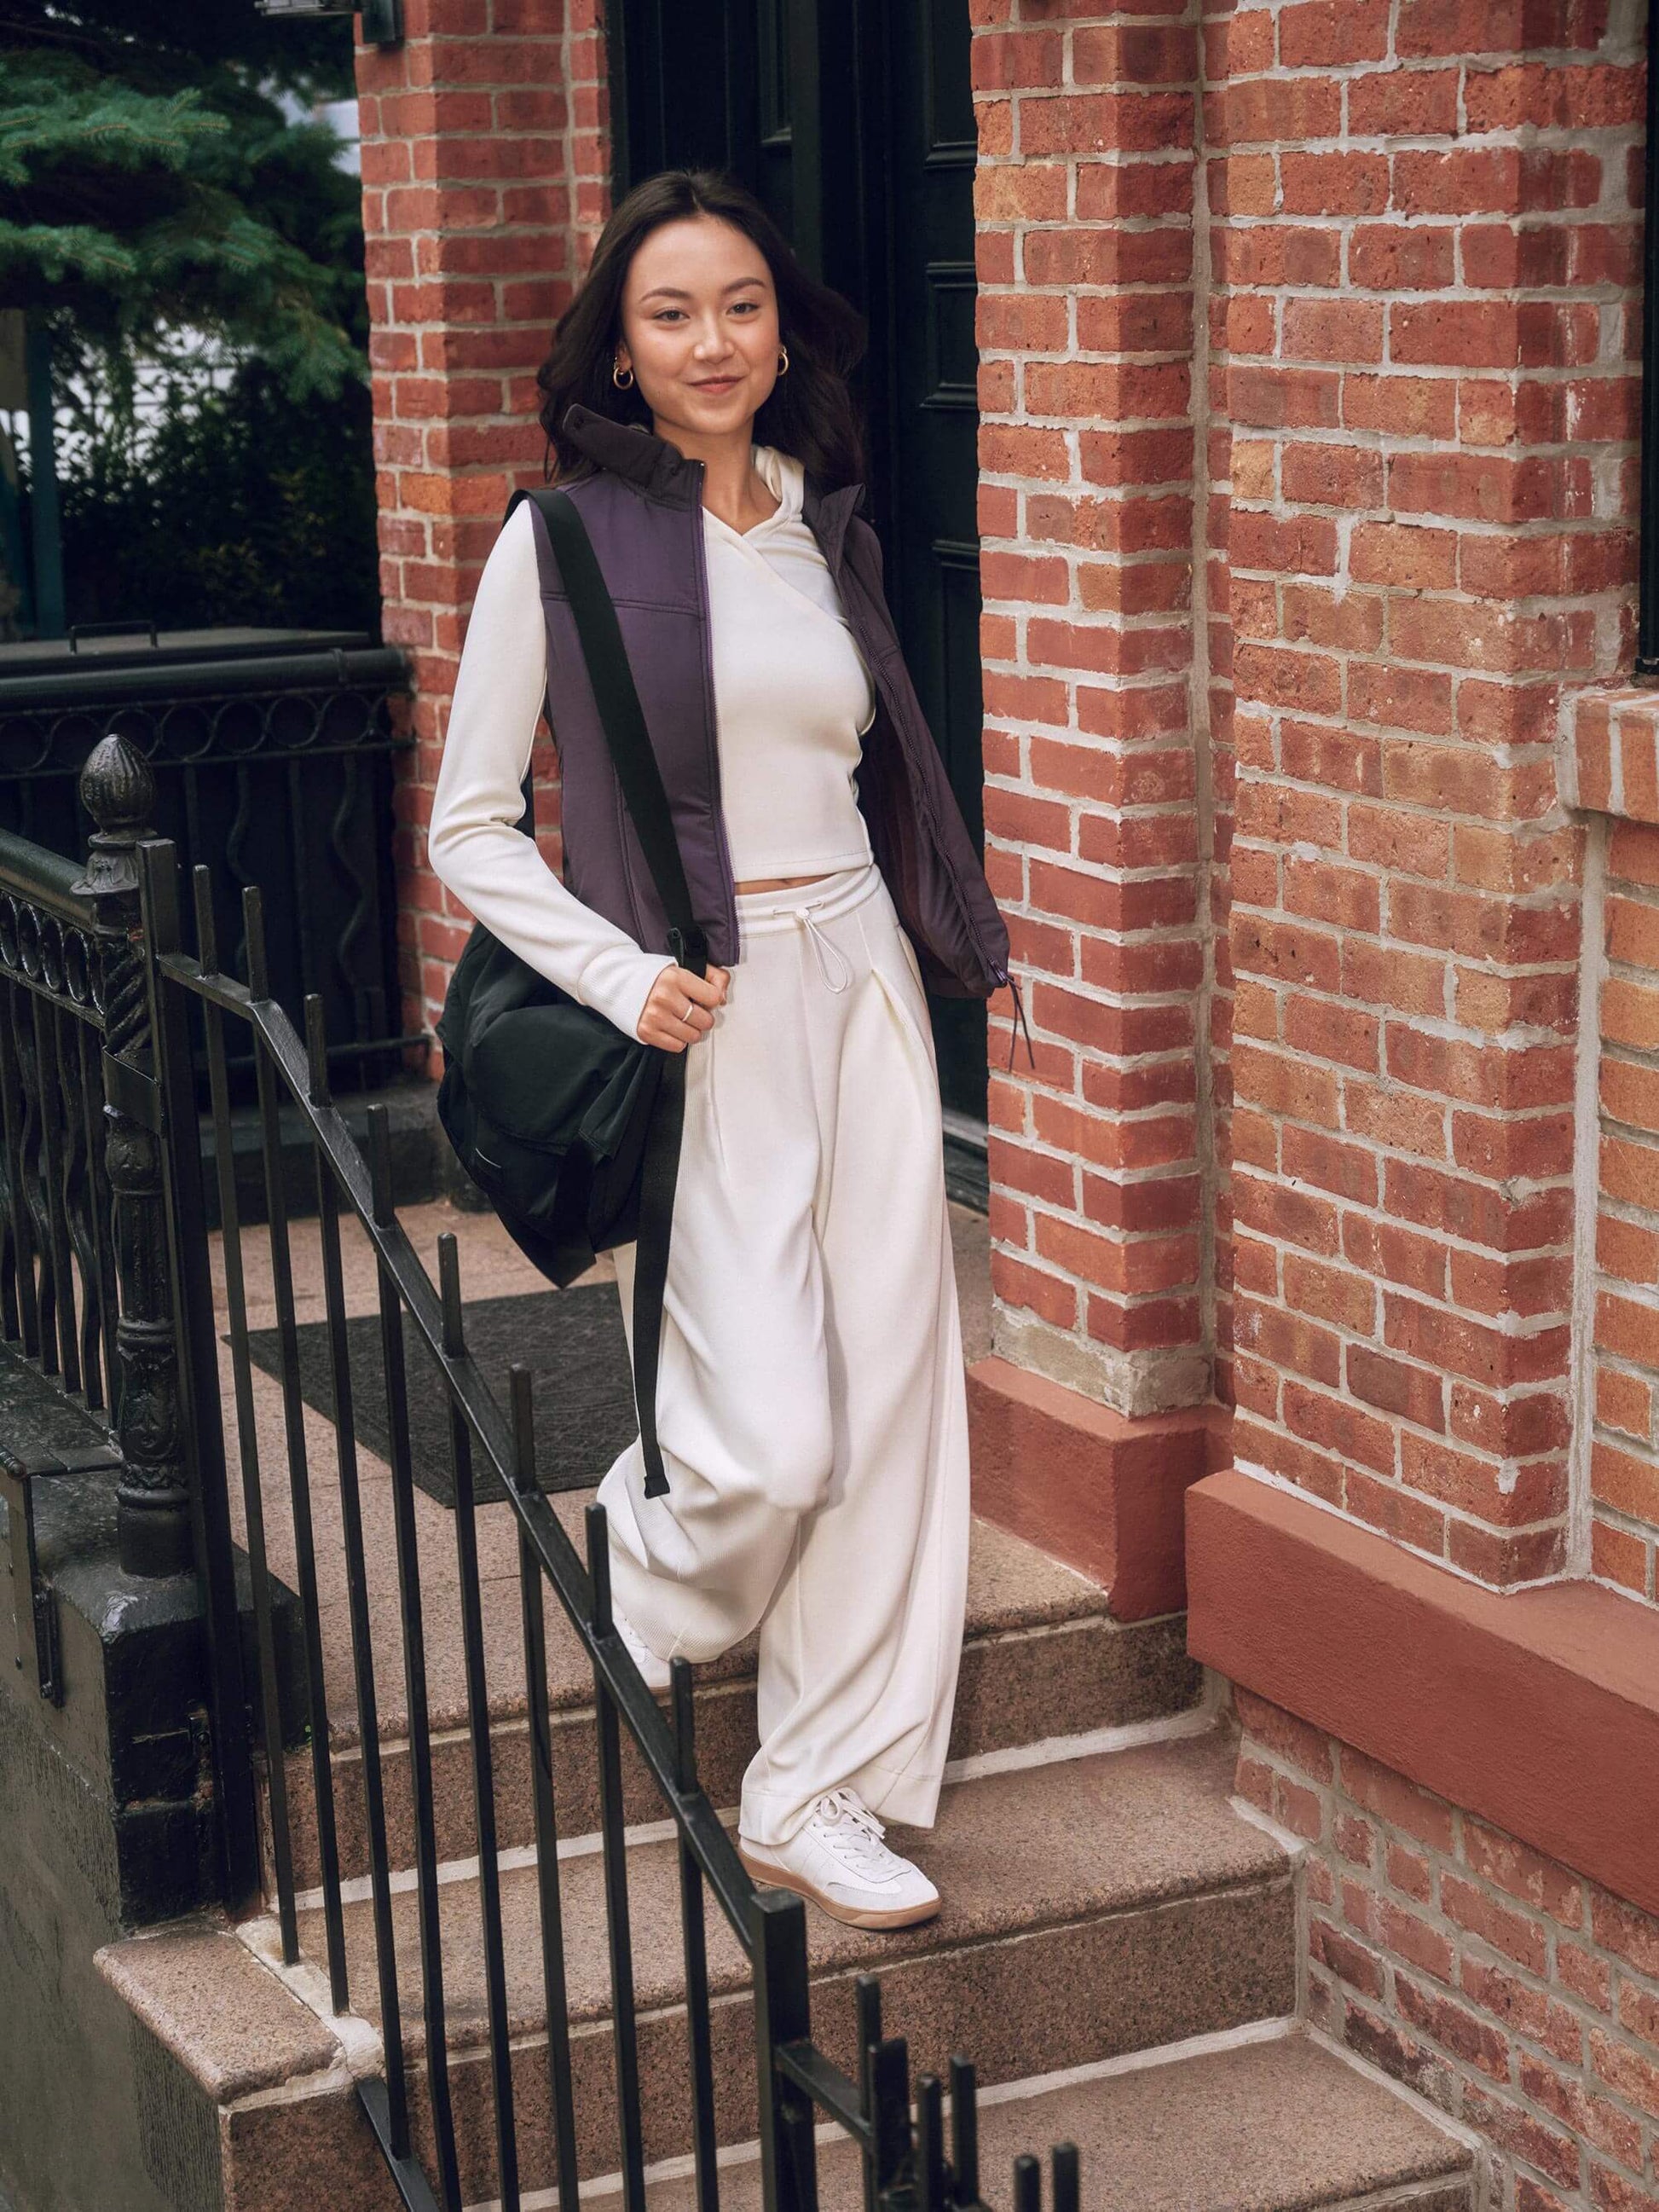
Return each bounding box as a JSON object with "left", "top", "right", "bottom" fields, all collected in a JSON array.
[
  {"left": 252, "top": 0, "right": 402, "bottom": 45},
  {"left": 1, "top": 1448, "right": 67, "bottom": 1703},
  {"left": 101, "top": 1046, "right": 162, "bottom": 1132},
  {"left": 361, "top": 0, "right": 402, "bottom": 42}
]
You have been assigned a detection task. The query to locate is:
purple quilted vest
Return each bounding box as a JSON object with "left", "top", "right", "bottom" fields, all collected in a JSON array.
[{"left": 523, "top": 402, "right": 1010, "bottom": 1000}]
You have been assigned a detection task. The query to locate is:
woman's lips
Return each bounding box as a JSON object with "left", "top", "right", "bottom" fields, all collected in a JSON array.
[{"left": 692, "top": 377, "right": 741, "bottom": 391}]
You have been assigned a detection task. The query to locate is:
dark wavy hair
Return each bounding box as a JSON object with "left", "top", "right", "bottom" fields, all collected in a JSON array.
[{"left": 535, "top": 168, "right": 868, "bottom": 491}]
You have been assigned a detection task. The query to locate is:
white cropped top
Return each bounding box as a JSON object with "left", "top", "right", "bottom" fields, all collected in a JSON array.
[{"left": 427, "top": 443, "right": 877, "bottom": 1041}]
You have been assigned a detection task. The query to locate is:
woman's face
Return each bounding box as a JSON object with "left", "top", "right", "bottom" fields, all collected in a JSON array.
[{"left": 615, "top": 214, "right": 781, "bottom": 445}]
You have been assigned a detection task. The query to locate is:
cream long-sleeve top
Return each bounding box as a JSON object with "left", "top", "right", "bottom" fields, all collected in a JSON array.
[{"left": 427, "top": 442, "right": 878, "bottom": 1041}]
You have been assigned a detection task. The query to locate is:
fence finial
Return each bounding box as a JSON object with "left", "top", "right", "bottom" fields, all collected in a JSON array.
[{"left": 75, "top": 732, "right": 157, "bottom": 901}]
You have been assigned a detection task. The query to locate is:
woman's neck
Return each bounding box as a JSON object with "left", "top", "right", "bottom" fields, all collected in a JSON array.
[{"left": 654, "top": 420, "right": 776, "bottom": 534}]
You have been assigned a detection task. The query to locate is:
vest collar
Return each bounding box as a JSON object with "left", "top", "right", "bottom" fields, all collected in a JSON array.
[
  {"left": 562, "top": 402, "right": 700, "bottom": 501},
  {"left": 804, "top": 478, "right": 864, "bottom": 576},
  {"left": 560, "top": 401, "right": 866, "bottom": 571}
]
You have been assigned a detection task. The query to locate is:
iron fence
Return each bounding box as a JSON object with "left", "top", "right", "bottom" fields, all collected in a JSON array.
[
  {"left": 0, "top": 821, "right": 116, "bottom": 1412},
  {"left": 136, "top": 823, "right": 1081, "bottom": 2212},
  {"left": 0, "top": 633, "right": 417, "bottom": 1089},
  {"left": 1, "top": 744, "right": 1079, "bottom": 2210}
]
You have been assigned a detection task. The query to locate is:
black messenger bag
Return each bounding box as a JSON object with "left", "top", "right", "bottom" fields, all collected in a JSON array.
[{"left": 435, "top": 486, "right": 707, "bottom": 1500}]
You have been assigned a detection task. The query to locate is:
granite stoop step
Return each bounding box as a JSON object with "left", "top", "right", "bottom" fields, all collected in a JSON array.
[
  {"left": 265, "top": 1729, "right": 1298, "bottom": 2204},
  {"left": 91, "top": 1492, "right": 1473, "bottom": 2209},
  {"left": 273, "top": 1507, "right": 1205, "bottom": 1891},
  {"left": 90, "top": 1933, "right": 1477, "bottom": 2212},
  {"left": 644, "top": 2031, "right": 1477, "bottom": 2212}
]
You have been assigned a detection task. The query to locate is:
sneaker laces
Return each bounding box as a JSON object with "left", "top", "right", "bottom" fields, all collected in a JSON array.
[{"left": 805, "top": 1788, "right": 905, "bottom": 1880}]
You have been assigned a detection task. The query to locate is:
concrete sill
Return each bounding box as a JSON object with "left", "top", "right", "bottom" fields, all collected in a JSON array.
[{"left": 1187, "top": 1468, "right": 1659, "bottom": 1921}]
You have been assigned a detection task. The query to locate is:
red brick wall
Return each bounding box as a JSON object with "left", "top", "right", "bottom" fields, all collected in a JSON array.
[
  {"left": 362, "top": 8, "right": 1651, "bottom": 1611},
  {"left": 355, "top": 0, "right": 609, "bottom": 1048},
  {"left": 1581, "top": 796, "right": 1659, "bottom": 1604},
  {"left": 1210, "top": 0, "right": 1645, "bottom": 1589},
  {"left": 972, "top": 7, "right": 1216, "bottom": 1421},
  {"left": 1240, "top": 1691, "right": 1659, "bottom": 2212}
]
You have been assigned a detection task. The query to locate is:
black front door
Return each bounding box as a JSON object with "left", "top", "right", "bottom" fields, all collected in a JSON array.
[{"left": 607, "top": 0, "right": 990, "bottom": 1132}]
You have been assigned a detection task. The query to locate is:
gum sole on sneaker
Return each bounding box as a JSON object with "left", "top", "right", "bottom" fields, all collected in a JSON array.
[{"left": 737, "top": 1844, "right": 942, "bottom": 1931}]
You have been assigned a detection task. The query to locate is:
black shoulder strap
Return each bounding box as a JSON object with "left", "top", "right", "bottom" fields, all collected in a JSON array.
[
  {"left": 505, "top": 484, "right": 699, "bottom": 1503},
  {"left": 509, "top": 486, "right": 706, "bottom": 974}
]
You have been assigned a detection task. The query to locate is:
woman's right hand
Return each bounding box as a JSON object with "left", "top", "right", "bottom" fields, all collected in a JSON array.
[{"left": 638, "top": 963, "right": 731, "bottom": 1051}]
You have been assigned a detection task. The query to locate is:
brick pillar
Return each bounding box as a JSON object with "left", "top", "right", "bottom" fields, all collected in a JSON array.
[
  {"left": 973, "top": 6, "right": 1212, "bottom": 1423},
  {"left": 1211, "top": 0, "right": 1643, "bottom": 1588},
  {"left": 354, "top": 0, "right": 610, "bottom": 1048}
]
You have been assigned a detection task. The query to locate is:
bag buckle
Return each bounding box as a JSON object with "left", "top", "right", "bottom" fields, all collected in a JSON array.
[{"left": 668, "top": 924, "right": 708, "bottom": 979}]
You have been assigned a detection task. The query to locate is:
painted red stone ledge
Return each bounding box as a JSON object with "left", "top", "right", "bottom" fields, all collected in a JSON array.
[
  {"left": 1187, "top": 1468, "right": 1659, "bottom": 1923},
  {"left": 1563, "top": 680, "right": 1659, "bottom": 825},
  {"left": 967, "top": 1357, "right": 1224, "bottom": 1620}
]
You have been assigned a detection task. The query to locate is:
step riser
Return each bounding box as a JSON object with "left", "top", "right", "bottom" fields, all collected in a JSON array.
[
  {"left": 271, "top": 1613, "right": 1202, "bottom": 1894},
  {"left": 389, "top": 1877, "right": 1296, "bottom": 2204}
]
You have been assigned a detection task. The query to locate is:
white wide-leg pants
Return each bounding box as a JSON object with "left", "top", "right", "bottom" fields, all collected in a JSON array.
[{"left": 595, "top": 860, "right": 970, "bottom": 1848}]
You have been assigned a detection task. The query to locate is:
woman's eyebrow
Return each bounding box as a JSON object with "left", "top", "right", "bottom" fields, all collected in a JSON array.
[{"left": 637, "top": 279, "right": 767, "bottom": 302}]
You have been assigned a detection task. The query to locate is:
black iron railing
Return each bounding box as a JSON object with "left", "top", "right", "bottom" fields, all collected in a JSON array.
[
  {"left": 0, "top": 630, "right": 417, "bottom": 1087},
  {"left": 0, "top": 737, "right": 230, "bottom": 1624},
  {"left": 133, "top": 822, "right": 1080, "bottom": 2212},
  {"left": 0, "top": 822, "right": 116, "bottom": 1410}
]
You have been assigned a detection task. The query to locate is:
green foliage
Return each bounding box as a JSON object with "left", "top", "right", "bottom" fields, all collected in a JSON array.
[
  {"left": 0, "top": 1, "right": 365, "bottom": 398},
  {"left": 54, "top": 358, "right": 380, "bottom": 635}
]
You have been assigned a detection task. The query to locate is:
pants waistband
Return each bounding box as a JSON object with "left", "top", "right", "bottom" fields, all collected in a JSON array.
[{"left": 732, "top": 859, "right": 882, "bottom": 935}]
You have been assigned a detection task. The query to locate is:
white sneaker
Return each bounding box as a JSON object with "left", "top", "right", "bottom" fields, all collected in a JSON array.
[
  {"left": 739, "top": 1787, "right": 941, "bottom": 1930},
  {"left": 612, "top": 1607, "right": 671, "bottom": 1692}
]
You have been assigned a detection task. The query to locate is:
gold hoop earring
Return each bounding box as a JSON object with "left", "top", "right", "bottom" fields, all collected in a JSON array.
[
  {"left": 777, "top": 345, "right": 789, "bottom": 375},
  {"left": 612, "top": 358, "right": 635, "bottom": 390}
]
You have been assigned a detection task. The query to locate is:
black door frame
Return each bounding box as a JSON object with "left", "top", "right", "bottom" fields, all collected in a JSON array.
[{"left": 604, "top": 2, "right": 991, "bottom": 1192}]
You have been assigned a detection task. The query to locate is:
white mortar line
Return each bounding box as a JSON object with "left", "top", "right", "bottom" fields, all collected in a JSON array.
[
  {"left": 283, "top": 1706, "right": 1221, "bottom": 1914},
  {"left": 286, "top": 1810, "right": 723, "bottom": 1914},
  {"left": 225, "top": 2058, "right": 361, "bottom": 2115},
  {"left": 940, "top": 1703, "right": 1216, "bottom": 1784},
  {"left": 964, "top": 2013, "right": 1296, "bottom": 2105},
  {"left": 1567, "top": 808, "right": 1610, "bottom": 1578},
  {"left": 234, "top": 1916, "right": 385, "bottom": 2082},
  {"left": 1228, "top": 1792, "right": 1310, "bottom": 1865}
]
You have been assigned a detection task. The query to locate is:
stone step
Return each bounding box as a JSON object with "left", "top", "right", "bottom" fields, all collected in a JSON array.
[
  {"left": 94, "top": 1945, "right": 1470, "bottom": 2212},
  {"left": 271, "top": 1506, "right": 1202, "bottom": 1893},
  {"left": 266, "top": 1728, "right": 1295, "bottom": 2207},
  {"left": 640, "top": 2030, "right": 1476, "bottom": 2212}
]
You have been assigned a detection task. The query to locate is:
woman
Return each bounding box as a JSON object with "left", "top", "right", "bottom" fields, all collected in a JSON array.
[{"left": 428, "top": 169, "right": 1012, "bottom": 1931}]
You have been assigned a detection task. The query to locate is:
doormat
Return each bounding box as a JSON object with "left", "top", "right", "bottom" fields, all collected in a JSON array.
[{"left": 241, "top": 1288, "right": 638, "bottom": 1507}]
